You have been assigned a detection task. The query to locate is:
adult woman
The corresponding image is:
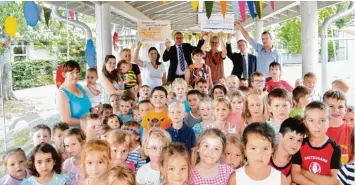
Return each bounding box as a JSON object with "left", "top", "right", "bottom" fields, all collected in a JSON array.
[
  {"left": 203, "top": 32, "right": 227, "bottom": 84},
  {"left": 101, "top": 55, "right": 124, "bottom": 96},
  {"left": 120, "top": 48, "right": 142, "bottom": 88},
  {"left": 134, "top": 42, "right": 167, "bottom": 88},
  {"left": 58, "top": 60, "right": 91, "bottom": 127}
]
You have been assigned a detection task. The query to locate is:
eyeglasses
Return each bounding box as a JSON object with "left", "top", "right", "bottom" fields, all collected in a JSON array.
[
  {"left": 251, "top": 80, "right": 265, "bottom": 83},
  {"left": 146, "top": 146, "right": 167, "bottom": 152}
]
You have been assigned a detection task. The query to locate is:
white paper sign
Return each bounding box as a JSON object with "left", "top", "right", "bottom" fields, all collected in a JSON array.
[
  {"left": 137, "top": 20, "right": 172, "bottom": 43},
  {"left": 200, "top": 14, "right": 235, "bottom": 33}
]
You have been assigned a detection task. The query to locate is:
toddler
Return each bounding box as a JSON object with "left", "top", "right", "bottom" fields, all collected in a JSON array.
[
  {"left": 108, "top": 166, "right": 135, "bottom": 185},
  {"left": 192, "top": 98, "right": 214, "bottom": 138},
  {"left": 290, "top": 86, "right": 312, "bottom": 118},
  {"left": 84, "top": 68, "right": 103, "bottom": 113},
  {"left": 221, "top": 134, "right": 244, "bottom": 169},
  {"left": 108, "top": 94, "right": 120, "bottom": 115},
  {"left": 1, "top": 148, "right": 28, "bottom": 185},
  {"left": 31, "top": 124, "right": 51, "bottom": 146},
  {"left": 117, "top": 60, "right": 138, "bottom": 93},
  {"left": 107, "top": 130, "right": 135, "bottom": 171}
]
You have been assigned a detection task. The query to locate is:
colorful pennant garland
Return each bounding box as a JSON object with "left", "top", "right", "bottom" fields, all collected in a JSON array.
[
  {"left": 247, "top": 1, "right": 256, "bottom": 19},
  {"left": 254, "top": 1, "right": 263, "bottom": 19},
  {"left": 219, "top": 1, "right": 227, "bottom": 17},
  {"left": 239, "top": 1, "right": 247, "bottom": 22},
  {"left": 68, "top": 10, "right": 75, "bottom": 20},
  {"left": 191, "top": 1, "right": 199, "bottom": 11},
  {"left": 205, "top": 1, "right": 214, "bottom": 19}
]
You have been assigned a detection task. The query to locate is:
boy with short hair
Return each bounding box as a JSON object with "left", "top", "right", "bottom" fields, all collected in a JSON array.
[
  {"left": 138, "top": 100, "right": 153, "bottom": 143},
  {"left": 292, "top": 101, "right": 341, "bottom": 185},
  {"left": 290, "top": 86, "right": 312, "bottom": 118},
  {"left": 84, "top": 68, "right": 103, "bottom": 114},
  {"left": 195, "top": 79, "right": 209, "bottom": 95},
  {"left": 141, "top": 86, "right": 172, "bottom": 131},
  {"left": 138, "top": 85, "right": 151, "bottom": 103},
  {"left": 250, "top": 72, "right": 266, "bottom": 92},
  {"left": 101, "top": 103, "right": 113, "bottom": 119},
  {"left": 170, "top": 78, "right": 190, "bottom": 112},
  {"left": 30, "top": 124, "right": 51, "bottom": 146},
  {"left": 240, "top": 78, "right": 249, "bottom": 87},
  {"left": 303, "top": 72, "right": 322, "bottom": 101},
  {"left": 269, "top": 118, "right": 306, "bottom": 184},
  {"left": 81, "top": 113, "right": 101, "bottom": 141},
  {"left": 323, "top": 90, "right": 353, "bottom": 161},
  {"left": 52, "top": 122, "right": 69, "bottom": 150},
  {"left": 167, "top": 102, "right": 196, "bottom": 153},
  {"left": 238, "top": 86, "right": 251, "bottom": 96},
  {"left": 267, "top": 88, "right": 292, "bottom": 144},
  {"left": 118, "top": 96, "right": 134, "bottom": 123},
  {"left": 331, "top": 79, "right": 349, "bottom": 94},
  {"left": 265, "top": 62, "right": 293, "bottom": 93},
  {"left": 184, "top": 90, "right": 202, "bottom": 128}
]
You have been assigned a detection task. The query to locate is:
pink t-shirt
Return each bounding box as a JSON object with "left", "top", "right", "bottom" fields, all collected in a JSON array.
[
  {"left": 265, "top": 80, "right": 293, "bottom": 93},
  {"left": 228, "top": 112, "right": 244, "bottom": 135},
  {"left": 62, "top": 157, "right": 85, "bottom": 185}
]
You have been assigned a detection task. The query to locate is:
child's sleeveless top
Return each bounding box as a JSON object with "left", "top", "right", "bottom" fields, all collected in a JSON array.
[
  {"left": 189, "top": 164, "right": 233, "bottom": 185},
  {"left": 235, "top": 166, "right": 281, "bottom": 185}
]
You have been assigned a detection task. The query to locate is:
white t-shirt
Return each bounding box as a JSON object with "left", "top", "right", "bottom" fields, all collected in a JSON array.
[
  {"left": 136, "top": 162, "right": 161, "bottom": 185},
  {"left": 235, "top": 166, "right": 281, "bottom": 185},
  {"left": 84, "top": 83, "right": 103, "bottom": 107},
  {"left": 142, "top": 61, "right": 166, "bottom": 89}
]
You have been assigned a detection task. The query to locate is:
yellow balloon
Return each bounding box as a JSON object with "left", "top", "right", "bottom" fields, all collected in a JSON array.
[{"left": 4, "top": 16, "right": 17, "bottom": 37}]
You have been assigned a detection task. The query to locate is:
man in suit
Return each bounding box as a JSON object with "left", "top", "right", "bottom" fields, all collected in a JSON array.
[
  {"left": 226, "top": 34, "right": 257, "bottom": 80},
  {"left": 163, "top": 32, "right": 204, "bottom": 83}
]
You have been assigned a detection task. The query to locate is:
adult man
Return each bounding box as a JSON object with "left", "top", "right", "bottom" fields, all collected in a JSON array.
[
  {"left": 234, "top": 21, "right": 280, "bottom": 78},
  {"left": 163, "top": 32, "right": 204, "bottom": 83},
  {"left": 226, "top": 33, "right": 257, "bottom": 80}
]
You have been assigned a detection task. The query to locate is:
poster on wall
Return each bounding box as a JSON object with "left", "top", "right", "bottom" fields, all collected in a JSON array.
[
  {"left": 137, "top": 20, "right": 172, "bottom": 43},
  {"left": 200, "top": 13, "right": 235, "bottom": 33}
]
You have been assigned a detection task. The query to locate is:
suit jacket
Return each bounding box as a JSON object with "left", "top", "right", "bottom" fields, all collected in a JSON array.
[
  {"left": 226, "top": 43, "right": 257, "bottom": 79},
  {"left": 163, "top": 40, "right": 204, "bottom": 82}
]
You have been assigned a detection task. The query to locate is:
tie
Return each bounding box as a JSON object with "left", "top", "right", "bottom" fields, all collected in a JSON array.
[
  {"left": 178, "top": 46, "right": 185, "bottom": 71},
  {"left": 242, "top": 54, "right": 247, "bottom": 78}
]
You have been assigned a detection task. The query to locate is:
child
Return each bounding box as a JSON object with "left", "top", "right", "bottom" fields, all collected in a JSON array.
[
  {"left": 221, "top": 134, "right": 244, "bottom": 169},
  {"left": 118, "top": 96, "right": 134, "bottom": 123},
  {"left": 229, "top": 91, "right": 246, "bottom": 135},
  {"left": 30, "top": 124, "right": 51, "bottom": 146},
  {"left": 189, "top": 128, "right": 233, "bottom": 184},
  {"left": 99, "top": 124, "right": 112, "bottom": 140},
  {"left": 192, "top": 98, "right": 214, "bottom": 138},
  {"left": 265, "top": 62, "right": 293, "bottom": 93},
  {"left": 332, "top": 79, "right": 349, "bottom": 94},
  {"left": 211, "top": 84, "right": 227, "bottom": 99},
  {"left": 238, "top": 85, "right": 251, "bottom": 96},
  {"left": 218, "top": 77, "right": 226, "bottom": 86},
  {"left": 102, "top": 114, "right": 122, "bottom": 130},
  {"left": 228, "top": 123, "right": 287, "bottom": 184},
  {"left": 108, "top": 94, "right": 120, "bottom": 115},
  {"left": 250, "top": 72, "right": 266, "bottom": 93},
  {"left": 295, "top": 78, "right": 303, "bottom": 87},
  {"left": 324, "top": 90, "right": 353, "bottom": 160},
  {"left": 343, "top": 105, "right": 354, "bottom": 125},
  {"left": 138, "top": 85, "right": 151, "bottom": 103},
  {"left": 170, "top": 78, "right": 190, "bottom": 112},
  {"left": 80, "top": 113, "right": 101, "bottom": 141},
  {"left": 195, "top": 79, "right": 209, "bottom": 95},
  {"left": 291, "top": 101, "right": 341, "bottom": 185},
  {"left": 62, "top": 128, "right": 86, "bottom": 185},
  {"left": 290, "top": 85, "right": 312, "bottom": 118},
  {"left": 184, "top": 90, "right": 202, "bottom": 128},
  {"left": 269, "top": 118, "right": 306, "bottom": 184},
  {"left": 1, "top": 148, "right": 28, "bottom": 185},
  {"left": 22, "top": 143, "right": 68, "bottom": 185},
  {"left": 226, "top": 75, "right": 239, "bottom": 97},
  {"left": 108, "top": 166, "right": 135, "bottom": 185},
  {"left": 303, "top": 72, "right": 322, "bottom": 101},
  {"left": 267, "top": 88, "right": 292, "bottom": 144},
  {"left": 160, "top": 143, "right": 191, "bottom": 185},
  {"left": 136, "top": 128, "right": 172, "bottom": 185},
  {"left": 337, "top": 128, "right": 354, "bottom": 185},
  {"left": 213, "top": 97, "right": 236, "bottom": 134},
  {"left": 107, "top": 130, "right": 135, "bottom": 172},
  {"left": 139, "top": 100, "right": 154, "bottom": 121},
  {"left": 101, "top": 104, "right": 113, "bottom": 119},
  {"left": 167, "top": 102, "right": 196, "bottom": 153},
  {"left": 52, "top": 122, "right": 69, "bottom": 147},
  {"left": 84, "top": 68, "right": 103, "bottom": 113},
  {"left": 117, "top": 60, "right": 138, "bottom": 91},
  {"left": 132, "top": 104, "right": 141, "bottom": 122},
  {"left": 240, "top": 90, "right": 269, "bottom": 133},
  {"left": 185, "top": 48, "right": 213, "bottom": 88},
  {"left": 80, "top": 140, "right": 111, "bottom": 185},
  {"left": 240, "top": 77, "right": 249, "bottom": 87},
  {"left": 142, "top": 86, "right": 172, "bottom": 131},
  {"left": 121, "top": 121, "right": 147, "bottom": 172}
]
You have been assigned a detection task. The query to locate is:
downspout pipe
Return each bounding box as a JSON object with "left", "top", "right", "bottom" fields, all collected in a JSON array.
[
  {"left": 320, "top": 1, "right": 355, "bottom": 93},
  {"left": 52, "top": 5, "right": 93, "bottom": 39}
]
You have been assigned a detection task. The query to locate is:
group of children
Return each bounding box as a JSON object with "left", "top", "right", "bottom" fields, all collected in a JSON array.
[{"left": 1, "top": 59, "right": 354, "bottom": 185}]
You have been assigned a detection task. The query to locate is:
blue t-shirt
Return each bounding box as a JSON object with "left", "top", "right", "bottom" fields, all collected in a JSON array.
[
  {"left": 166, "top": 123, "right": 196, "bottom": 153},
  {"left": 119, "top": 113, "right": 134, "bottom": 123},
  {"left": 21, "top": 173, "right": 68, "bottom": 185}
]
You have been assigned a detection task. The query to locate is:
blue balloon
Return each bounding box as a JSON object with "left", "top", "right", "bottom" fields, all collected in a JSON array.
[
  {"left": 23, "top": 1, "right": 39, "bottom": 27},
  {"left": 85, "top": 39, "right": 96, "bottom": 68}
]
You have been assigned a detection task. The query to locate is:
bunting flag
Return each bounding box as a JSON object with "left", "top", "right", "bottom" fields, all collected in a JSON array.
[
  {"left": 205, "top": 1, "right": 214, "bottom": 19},
  {"left": 191, "top": 1, "right": 199, "bottom": 11},
  {"left": 113, "top": 32, "right": 118, "bottom": 49},
  {"left": 231, "top": 1, "right": 241, "bottom": 20},
  {"left": 184, "top": 33, "right": 190, "bottom": 42},
  {"left": 239, "top": 1, "right": 247, "bottom": 22},
  {"left": 4, "top": 16, "right": 17, "bottom": 37},
  {"left": 269, "top": 1, "right": 275, "bottom": 10},
  {"left": 68, "top": 10, "right": 75, "bottom": 19},
  {"left": 254, "top": 1, "right": 263, "bottom": 19},
  {"left": 247, "top": 1, "right": 256, "bottom": 19},
  {"left": 63, "top": 10, "right": 68, "bottom": 18},
  {"left": 162, "top": 1, "right": 167, "bottom": 5},
  {"left": 194, "top": 32, "right": 200, "bottom": 42},
  {"left": 43, "top": 7, "right": 51, "bottom": 27},
  {"left": 219, "top": 1, "right": 227, "bottom": 17}
]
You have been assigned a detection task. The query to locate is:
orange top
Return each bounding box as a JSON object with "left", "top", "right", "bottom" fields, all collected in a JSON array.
[{"left": 141, "top": 109, "right": 172, "bottom": 130}]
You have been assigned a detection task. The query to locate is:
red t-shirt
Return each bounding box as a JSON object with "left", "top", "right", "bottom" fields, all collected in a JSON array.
[
  {"left": 326, "top": 123, "right": 353, "bottom": 155},
  {"left": 265, "top": 80, "right": 294, "bottom": 93},
  {"left": 292, "top": 137, "right": 341, "bottom": 176},
  {"left": 269, "top": 157, "right": 292, "bottom": 176}
]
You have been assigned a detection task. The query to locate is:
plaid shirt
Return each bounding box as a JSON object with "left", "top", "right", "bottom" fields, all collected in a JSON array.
[{"left": 188, "top": 164, "right": 234, "bottom": 185}]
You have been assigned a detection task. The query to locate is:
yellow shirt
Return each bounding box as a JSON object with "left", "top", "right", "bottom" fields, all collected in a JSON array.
[{"left": 142, "top": 109, "right": 171, "bottom": 130}]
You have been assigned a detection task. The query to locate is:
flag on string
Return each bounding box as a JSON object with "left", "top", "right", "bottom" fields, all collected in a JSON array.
[
  {"left": 162, "top": 1, "right": 167, "bottom": 5},
  {"left": 247, "top": 1, "right": 256, "bottom": 19},
  {"left": 43, "top": 7, "right": 51, "bottom": 27},
  {"left": 220, "top": 1, "right": 227, "bottom": 17},
  {"left": 191, "top": 1, "right": 199, "bottom": 11},
  {"left": 205, "top": 1, "right": 213, "bottom": 19},
  {"left": 113, "top": 32, "right": 118, "bottom": 49},
  {"left": 231, "top": 1, "right": 241, "bottom": 20},
  {"left": 254, "top": 1, "right": 262, "bottom": 19},
  {"left": 69, "top": 10, "right": 75, "bottom": 19},
  {"left": 269, "top": 1, "right": 275, "bottom": 10},
  {"left": 239, "top": 1, "right": 246, "bottom": 22}
]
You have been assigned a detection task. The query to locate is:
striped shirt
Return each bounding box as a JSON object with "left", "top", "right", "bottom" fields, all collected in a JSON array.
[
  {"left": 337, "top": 163, "right": 355, "bottom": 185},
  {"left": 126, "top": 146, "right": 146, "bottom": 173}
]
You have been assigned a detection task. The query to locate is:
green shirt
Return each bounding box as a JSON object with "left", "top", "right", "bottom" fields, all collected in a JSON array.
[{"left": 289, "top": 107, "right": 304, "bottom": 118}]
